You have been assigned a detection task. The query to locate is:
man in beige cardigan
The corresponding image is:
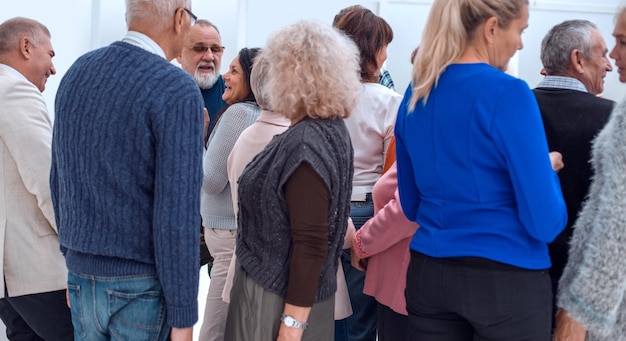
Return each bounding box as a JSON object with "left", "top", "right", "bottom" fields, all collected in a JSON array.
[{"left": 0, "top": 17, "right": 73, "bottom": 340}]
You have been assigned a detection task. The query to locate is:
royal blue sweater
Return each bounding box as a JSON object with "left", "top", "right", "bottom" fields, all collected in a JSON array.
[
  {"left": 395, "top": 63, "right": 567, "bottom": 270},
  {"left": 51, "top": 41, "right": 204, "bottom": 327}
]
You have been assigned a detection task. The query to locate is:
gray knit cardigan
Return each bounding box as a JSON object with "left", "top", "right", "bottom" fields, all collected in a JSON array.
[{"left": 558, "top": 98, "right": 626, "bottom": 340}]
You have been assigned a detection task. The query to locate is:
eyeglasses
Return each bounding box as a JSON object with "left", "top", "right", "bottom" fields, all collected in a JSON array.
[
  {"left": 189, "top": 45, "right": 226, "bottom": 55},
  {"left": 182, "top": 7, "right": 197, "bottom": 26}
]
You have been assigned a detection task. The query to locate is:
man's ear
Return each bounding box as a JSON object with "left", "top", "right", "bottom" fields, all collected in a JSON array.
[
  {"left": 19, "top": 37, "right": 32, "bottom": 60},
  {"left": 570, "top": 49, "right": 585, "bottom": 74},
  {"left": 174, "top": 8, "right": 185, "bottom": 35}
]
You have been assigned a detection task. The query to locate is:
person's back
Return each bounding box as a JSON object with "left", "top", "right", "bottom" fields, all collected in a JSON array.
[
  {"left": 53, "top": 42, "right": 202, "bottom": 272},
  {"left": 395, "top": 1, "right": 565, "bottom": 339},
  {"left": 532, "top": 19, "right": 614, "bottom": 285},
  {"left": 534, "top": 88, "right": 612, "bottom": 278},
  {"left": 397, "top": 63, "right": 566, "bottom": 269},
  {"left": 344, "top": 83, "right": 401, "bottom": 191},
  {"left": 51, "top": 2, "right": 204, "bottom": 339}
]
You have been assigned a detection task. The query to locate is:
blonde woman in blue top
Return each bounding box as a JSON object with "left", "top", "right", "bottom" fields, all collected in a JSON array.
[{"left": 394, "top": 0, "right": 567, "bottom": 339}]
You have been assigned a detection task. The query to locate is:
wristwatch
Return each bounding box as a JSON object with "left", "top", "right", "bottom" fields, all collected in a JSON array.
[{"left": 280, "top": 314, "right": 308, "bottom": 329}]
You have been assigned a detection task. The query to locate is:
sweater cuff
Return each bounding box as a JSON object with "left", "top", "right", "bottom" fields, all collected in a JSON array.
[
  {"left": 352, "top": 229, "right": 369, "bottom": 259},
  {"left": 558, "top": 287, "right": 615, "bottom": 338},
  {"left": 166, "top": 304, "right": 198, "bottom": 328}
]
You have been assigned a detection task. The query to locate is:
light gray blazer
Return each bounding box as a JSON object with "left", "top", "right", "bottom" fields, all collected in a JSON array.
[
  {"left": 558, "top": 98, "right": 626, "bottom": 340},
  {"left": 0, "top": 66, "right": 67, "bottom": 297}
]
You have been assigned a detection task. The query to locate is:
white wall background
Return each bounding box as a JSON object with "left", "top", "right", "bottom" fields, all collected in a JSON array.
[
  {"left": 1, "top": 0, "right": 625, "bottom": 339},
  {"left": 4, "top": 0, "right": 626, "bottom": 119}
]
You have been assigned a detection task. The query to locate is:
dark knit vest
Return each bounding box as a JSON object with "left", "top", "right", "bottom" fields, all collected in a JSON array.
[
  {"left": 235, "top": 116, "right": 353, "bottom": 302},
  {"left": 533, "top": 88, "right": 613, "bottom": 281}
]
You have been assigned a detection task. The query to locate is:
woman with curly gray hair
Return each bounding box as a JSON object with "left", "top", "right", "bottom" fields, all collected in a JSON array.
[{"left": 224, "top": 20, "right": 361, "bottom": 340}]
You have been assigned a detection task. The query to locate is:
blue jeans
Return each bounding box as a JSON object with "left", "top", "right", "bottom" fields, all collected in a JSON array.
[
  {"left": 67, "top": 272, "right": 170, "bottom": 341},
  {"left": 335, "top": 195, "right": 377, "bottom": 341}
]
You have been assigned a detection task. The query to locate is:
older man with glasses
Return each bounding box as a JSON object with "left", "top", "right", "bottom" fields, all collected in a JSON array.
[
  {"left": 178, "top": 19, "right": 227, "bottom": 141},
  {"left": 51, "top": 0, "right": 204, "bottom": 340}
]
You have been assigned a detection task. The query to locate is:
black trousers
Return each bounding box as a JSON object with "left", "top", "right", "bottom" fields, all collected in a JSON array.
[
  {"left": 377, "top": 303, "right": 408, "bottom": 341},
  {"left": 0, "top": 289, "right": 73, "bottom": 341},
  {"left": 405, "top": 251, "right": 552, "bottom": 341}
]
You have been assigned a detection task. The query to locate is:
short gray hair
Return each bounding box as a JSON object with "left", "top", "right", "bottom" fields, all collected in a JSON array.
[
  {"left": 195, "top": 19, "right": 220, "bottom": 36},
  {"left": 0, "top": 17, "right": 50, "bottom": 56},
  {"left": 125, "top": 0, "right": 191, "bottom": 29},
  {"left": 541, "top": 20, "right": 597, "bottom": 75}
]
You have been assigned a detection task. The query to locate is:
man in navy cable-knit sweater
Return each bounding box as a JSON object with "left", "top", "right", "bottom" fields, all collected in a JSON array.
[{"left": 50, "top": 1, "right": 204, "bottom": 340}]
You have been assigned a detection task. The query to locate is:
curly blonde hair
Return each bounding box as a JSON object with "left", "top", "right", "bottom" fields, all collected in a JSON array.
[{"left": 261, "top": 20, "right": 361, "bottom": 120}]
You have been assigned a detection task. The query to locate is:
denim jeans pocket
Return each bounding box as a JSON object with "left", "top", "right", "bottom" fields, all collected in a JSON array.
[
  {"left": 67, "top": 283, "right": 86, "bottom": 339},
  {"left": 350, "top": 198, "right": 374, "bottom": 230},
  {"left": 108, "top": 288, "right": 167, "bottom": 341}
]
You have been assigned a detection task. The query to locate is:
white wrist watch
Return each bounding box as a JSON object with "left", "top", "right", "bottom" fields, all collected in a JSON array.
[{"left": 280, "top": 314, "right": 308, "bottom": 329}]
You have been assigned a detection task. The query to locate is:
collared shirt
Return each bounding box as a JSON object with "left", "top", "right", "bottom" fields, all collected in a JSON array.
[
  {"left": 0, "top": 64, "right": 28, "bottom": 81},
  {"left": 122, "top": 31, "right": 166, "bottom": 59},
  {"left": 379, "top": 68, "right": 395, "bottom": 91},
  {"left": 536, "top": 75, "right": 588, "bottom": 93}
]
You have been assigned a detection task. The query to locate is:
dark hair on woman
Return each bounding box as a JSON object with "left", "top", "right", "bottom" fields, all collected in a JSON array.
[
  {"left": 335, "top": 7, "right": 393, "bottom": 83},
  {"left": 237, "top": 47, "right": 261, "bottom": 103},
  {"left": 206, "top": 47, "right": 261, "bottom": 144}
]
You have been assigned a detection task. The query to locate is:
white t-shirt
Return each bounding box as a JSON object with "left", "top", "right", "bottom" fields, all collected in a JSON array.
[{"left": 343, "top": 82, "right": 402, "bottom": 199}]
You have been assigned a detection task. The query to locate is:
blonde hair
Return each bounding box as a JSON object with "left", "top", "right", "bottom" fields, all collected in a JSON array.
[
  {"left": 409, "top": 0, "right": 527, "bottom": 110},
  {"left": 262, "top": 20, "right": 361, "bottom": 120}
]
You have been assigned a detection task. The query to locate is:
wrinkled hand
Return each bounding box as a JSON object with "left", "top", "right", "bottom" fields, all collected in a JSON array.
[
  {"left": 554, "top": 309, "right": 586, "bottom": 341},
  {"left": 550, "top": 151, "right": 564, "bottom": 172},
  {"left": 203, "top": 108, "right": 209, "bottom": 139},
  {"left": 350, "top": 245, "right": 367, "bottom": 271},
  {"left": 277, "top": 324, "right": 304, "bottom": 341},
  {"left": 66, "top": 288, "right": 71, "bottom": 308},
  {"left": 170, "top": 327, "right": 193, "bottom": 341}
]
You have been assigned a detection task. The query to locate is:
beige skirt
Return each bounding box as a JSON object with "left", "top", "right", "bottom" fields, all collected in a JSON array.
[{"left": 224, "top": 264, "right": 335, "bottom": 341}]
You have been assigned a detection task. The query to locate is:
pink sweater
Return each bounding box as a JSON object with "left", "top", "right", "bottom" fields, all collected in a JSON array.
[{"left": 352, "top": 163, "right": 419, "bottom": 315}]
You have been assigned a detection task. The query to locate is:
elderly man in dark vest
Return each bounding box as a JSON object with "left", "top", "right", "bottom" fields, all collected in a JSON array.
[{"left": 533, "top": 19, "right": 614, "bottom": 312}]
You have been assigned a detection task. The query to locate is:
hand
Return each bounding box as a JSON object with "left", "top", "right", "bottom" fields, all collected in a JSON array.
[
  {"left": 278, "top": 304, "right": 310, "bottom": 341},
  {"left": 554, "top": 309, "right": 586, "bottom": 341},
  {"left": 549, "top": 151, "right": 564, "bottom": 172},
  {"left": 203, "top": 108, "right": 209, "bottom": 139},
  {"left": 350, "top": 246, "right": 367, "bottom": 271},
  {"left": 277, "top": 324, "right": 305, "bottom": 341},
  {"left": 170, "top": 327, "right": 193, "bottom": 341},
  {"left": 66, "top": 288, "right": 71, "bottom": 308}
]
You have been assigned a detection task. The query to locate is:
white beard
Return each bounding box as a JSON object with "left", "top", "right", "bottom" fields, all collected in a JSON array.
[{"left": 195, "top": 70, "right": 219, "bottom": 89}]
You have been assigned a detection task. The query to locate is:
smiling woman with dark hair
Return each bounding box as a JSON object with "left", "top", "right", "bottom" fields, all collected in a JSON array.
[{"left": 200, "top": 46, "right": 261, "bottom": 341}]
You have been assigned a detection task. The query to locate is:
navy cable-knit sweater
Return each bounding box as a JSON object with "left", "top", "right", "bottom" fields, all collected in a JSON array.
[{"left": 50, "top": 41, "right": 204, "bottom": 328}]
